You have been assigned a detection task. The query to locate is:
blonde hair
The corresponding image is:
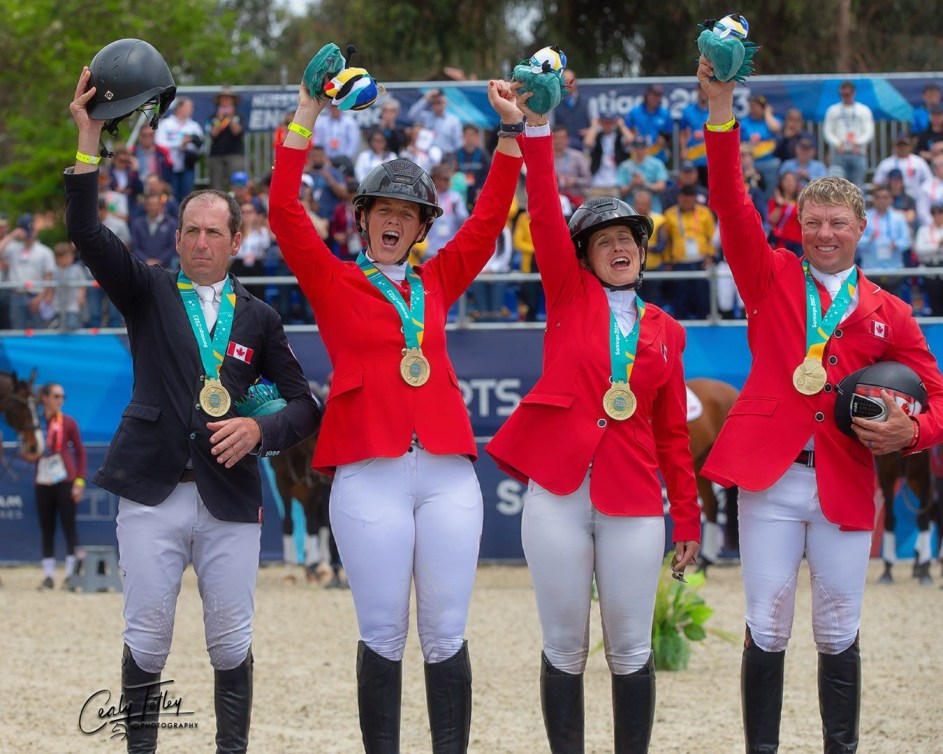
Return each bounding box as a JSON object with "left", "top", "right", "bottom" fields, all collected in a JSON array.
[{"left": 798, "top": 176, "right": 865, "bottom": 221}]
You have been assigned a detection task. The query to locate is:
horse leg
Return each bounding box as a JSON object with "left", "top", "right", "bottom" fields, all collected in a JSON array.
[
  {"left": 300, "top": 492, "right": 325, "bottom": 583},
  {"left": 876, "top": 454, "right": 900, "bottom": 584},
  {"left": 724, "top": 485, "right": 740, "bottom": 556},
  {"left": 697, "top": 475, "right": 724, "bottom": 567},
  {"left": 272, "top": 463, "right": 299, "bottom": 584},
  {"left": 910, "top": 454, "right": 934, "bottom": 585}
]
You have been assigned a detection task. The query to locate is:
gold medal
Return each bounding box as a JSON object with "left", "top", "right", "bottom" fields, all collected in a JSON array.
[
  {"left": 200, "top": 379, "right": 232, "bottom": 417},
  {"left": 603, "top": 383, "right": 636, "bottom": 421},
  {"left": 792, "top": 358, "right": 827, "bottom": 395},
  {"left": 400, "top": 348, "right": 431, "bottom": 387}
]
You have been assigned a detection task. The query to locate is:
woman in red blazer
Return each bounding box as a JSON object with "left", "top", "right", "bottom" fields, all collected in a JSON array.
[
  {"left": 485, "top": 97, "right": 700, "bottom": 754},
  {"left": 269, "top": 78, "right": 523, "bottom": 753},
  {"left": 21, "top": 382, "right": 87, "bottom": 591}
]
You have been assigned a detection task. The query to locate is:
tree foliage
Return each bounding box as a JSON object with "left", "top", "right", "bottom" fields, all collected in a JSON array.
[
  {"left": 1, "top": 0, "right": 940, "bottom": 216},
  {"left": 530, "top": 0, "right": 943, "bottom": 77},
  {"left": 0, "top": 0, "right": 283, "bottom": 215}
]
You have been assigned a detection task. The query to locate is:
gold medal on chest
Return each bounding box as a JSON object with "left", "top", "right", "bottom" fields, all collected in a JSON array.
[
  {"left": 200, "top": 379, "right": 232, "bottom": 417},
  {"left": 400, "top": 348, "right": 431, "bottom": 387},
  {"left": 792, "top": 358, "right": 827, "bottom": 395},
  {"left": 603, "top": 382, "right": 636, "bottom": 421}
]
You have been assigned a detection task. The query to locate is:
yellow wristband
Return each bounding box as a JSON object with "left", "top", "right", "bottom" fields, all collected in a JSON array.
[
  {"left": 705, "top": 117, "right": 736, "bottom": 133},
  {"left": 288, "top": 122, "right": 313, "bottom": 140},
  {"left": 75, "top": 151, "right": 101, "bottom": 165},
  {"left": 74, "top": 478, "right": 86, "bottom": 486}
]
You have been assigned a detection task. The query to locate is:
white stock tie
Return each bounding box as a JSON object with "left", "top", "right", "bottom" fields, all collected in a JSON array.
[{"left": 196, "top": 286, "right": 218, "bottom": 331}]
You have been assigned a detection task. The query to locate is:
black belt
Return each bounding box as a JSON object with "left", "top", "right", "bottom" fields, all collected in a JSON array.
[
  {"left": 180, "top": 468, "right": 198, "bottom": 483},
  {"left": 794, "top": 450, "right": 815, "bottom": 468}
]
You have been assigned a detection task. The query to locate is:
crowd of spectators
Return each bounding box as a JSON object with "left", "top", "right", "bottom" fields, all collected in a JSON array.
[{"left": 3, "top": 78, "right": 943, "bottom": 332}]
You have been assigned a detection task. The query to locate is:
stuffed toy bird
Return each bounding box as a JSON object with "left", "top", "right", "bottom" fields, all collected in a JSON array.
[
  {"left": 234, "top": 382, "right": 288, "bottom": 418},
  {"left": 696, "top": 14, "right": 760, "bottom": 83},
  {"left": 510, "top": 45, "right": 569, "bottom": 115},
  {"left": 303, "top": 43, "right": 383, "bottom": 110}
]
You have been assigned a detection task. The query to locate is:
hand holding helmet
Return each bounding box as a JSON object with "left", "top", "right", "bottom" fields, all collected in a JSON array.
[{"left": 834, "top": 361, "right": 927, "bottom": 454}]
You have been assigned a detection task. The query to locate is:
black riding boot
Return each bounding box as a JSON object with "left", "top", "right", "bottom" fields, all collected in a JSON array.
[
  {"left": 424, "top": 641, "right": 472, "bottom": 754},
  {"left": 741, "top": 627, "right": 785, "bottom": 754},
  {"left": 214, "top": 650, "right": 253, "bottom": 754},
  {"left": 818, "top": 638, "right": 861, "bottom": 754},
  {"left": 357, "top": 641, "right": 402, "bottom": 754},
  {"left": 121, "top": 644, "right": 161, "bottom": 754},
  {"left": 612, "top": 651, "right": 656, "bottom": 754},
  {"left": 540, "top": 653, "right": 584, "bottom": 754}
]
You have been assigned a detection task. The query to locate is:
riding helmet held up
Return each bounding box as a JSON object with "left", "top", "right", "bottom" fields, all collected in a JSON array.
[{"left": 88, "top": 38, "right": 176, "bottom": 132}]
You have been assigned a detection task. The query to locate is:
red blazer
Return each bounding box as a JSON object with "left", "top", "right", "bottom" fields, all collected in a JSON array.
[
  {"left": 704, "top": 126, "right": 943, "bottom": 531},
  {"left": 269, "top": 146, "right": 522, "bottom": 473},
  {"left": 485, "top": 135, "right": 701, "bottom": 543},
  {"left": 34, "top": 413, "right": 87, "bottom": 484}
]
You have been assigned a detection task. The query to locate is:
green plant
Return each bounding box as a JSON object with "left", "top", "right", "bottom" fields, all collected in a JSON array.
[{"left": 651, "top": 555, "right": 721, "bottom": 671}]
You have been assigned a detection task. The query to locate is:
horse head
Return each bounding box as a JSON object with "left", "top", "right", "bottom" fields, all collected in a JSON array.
[{"left": 0, "top": 369, "right": 45, "bottom": 456}]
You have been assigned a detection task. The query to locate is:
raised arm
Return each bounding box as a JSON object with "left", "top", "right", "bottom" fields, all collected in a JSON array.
[
  {"left": 698, "top": 56, "right": 777, "bottom": 307},
  {"left": 66, "top": 67, "right": 153, "bottom": 312},
  {"left": 268, "top": 82, "right": 344, "bottom": 302},
  {"left": 425, "top": 81, "right": 523, "bottom": 301},
  {"left": 515, "top": 92, "right": 583, "bottom": 308}
]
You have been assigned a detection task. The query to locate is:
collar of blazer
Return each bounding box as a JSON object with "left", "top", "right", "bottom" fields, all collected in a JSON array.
[
  {"left": 837, "top": 268, "right": 881, "bottom": 330},
  {"left": 590, "top": 280, "right": 663, "bottom": 350}
]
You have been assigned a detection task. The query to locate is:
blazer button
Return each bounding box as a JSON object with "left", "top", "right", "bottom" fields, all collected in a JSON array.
[
  {"left": 823, "top": 383, "right": 833, "bottom": 393},
  {"left": 598, "top": 418, "right": 607, "bottom": 428},
  {"left": 195, "top": 403, "right": 201, "bottom": 411},
  {"left": 834, "top": 329, "right": 843, "bottom": 338},
  {"left": 828, "top": 355, "right": 838, "bottom": 365},
  {"left": 189, "top": 432, "right": 197, "bottom": 440},
  {"left": 815, "top": 412, "right": 825, "bottom": 422}
]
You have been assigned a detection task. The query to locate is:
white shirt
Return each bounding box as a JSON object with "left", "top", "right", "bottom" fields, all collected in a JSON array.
[
  {"left": 366, "top": 252, "right": 407, "bottom": 283},
  {"left": 809, "top": 264, "right": 858, "bottom": 322},
  {"left": 194, "top": 279, "right": 226, "bottom": 330},
  {"left": 606, "top": 288, "right": 638, "bottom": 336}
]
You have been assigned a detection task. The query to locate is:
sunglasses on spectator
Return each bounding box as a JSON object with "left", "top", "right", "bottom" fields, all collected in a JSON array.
[{"left": 50, "top": 393, "right": 65, "bottom": 399}]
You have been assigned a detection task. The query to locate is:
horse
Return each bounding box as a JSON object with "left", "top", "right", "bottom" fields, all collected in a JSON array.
[
  {"left": 685, "top": 377, "right": 741, "bottom": 567},
  {"left": 0, "top": 369, "right": 44, "bottom": 461},
  {"left": 875, "top": 449, "right": 937, "bottom": 585},
  {"left": 268, "top": 434, "right": 337, "bottom": 585}
]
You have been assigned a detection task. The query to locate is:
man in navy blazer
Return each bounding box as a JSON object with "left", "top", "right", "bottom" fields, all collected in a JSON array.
[{"left": 66, "top": 66, "right": 320, "bottom": 754}]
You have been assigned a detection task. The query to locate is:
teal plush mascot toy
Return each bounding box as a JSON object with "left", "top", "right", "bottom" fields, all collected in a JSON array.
[
  {"left": 235, "top": 382, "right": 288, "bottom": 418},
  {"left": 696, "top": 14, "right": 760, "bottom": 83},
  {"left": 303, "top": 42, "right": 383, "bottom": 111},
  {"left": 509, "top": 45, "right": 569, "bottom": 115}
]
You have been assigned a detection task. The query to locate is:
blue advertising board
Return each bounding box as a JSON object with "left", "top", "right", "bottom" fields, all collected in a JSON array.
[{"left": 1, "top": 324, "right": 940, "bottom": 562}]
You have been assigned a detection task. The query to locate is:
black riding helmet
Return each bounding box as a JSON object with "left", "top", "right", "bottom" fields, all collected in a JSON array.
[
  {"left": 834, "top": 361, "right": 927, "bottom": 438},
  {"left": 568, "top": 196, "right": 654, "bottom": 289},
  {"left": 352, "top": 159, "right": 444, "bottom": 263},
  {"left": 88, "top": 39, "right": 176, "bottom": 135}
]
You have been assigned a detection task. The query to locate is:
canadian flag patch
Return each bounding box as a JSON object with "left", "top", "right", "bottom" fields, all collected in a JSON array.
[
  {"left": 226, "top": 341, "right": 254, "bottom": 363},
  {"left": 869, "top": 321, "right": 888, "bottom": 339}
]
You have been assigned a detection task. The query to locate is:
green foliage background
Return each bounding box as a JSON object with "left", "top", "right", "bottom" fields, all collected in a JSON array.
[{"left": 1, "top": 0, "right": 940, "bottom": 216}]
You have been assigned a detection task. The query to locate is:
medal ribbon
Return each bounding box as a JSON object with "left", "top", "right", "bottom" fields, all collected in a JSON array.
[
  {"left": 610, "top": 297, "right": 646, "bottom": 385},
  {"left": 801, "top": 259, "right": 857, "bottom": 362},
  {"left": 177, "top": 271, "right": 236, "bottom": 378},
  {"left": 356, "top": 252, "right": 425, "bottom": 349}
]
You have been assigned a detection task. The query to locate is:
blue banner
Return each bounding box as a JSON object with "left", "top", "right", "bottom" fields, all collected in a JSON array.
[
  {"left": 2, "top": 324, "right": 941, "bottom": 562},
  {"left": 180, "top": 74, "right": 938, "bottom": 137}
]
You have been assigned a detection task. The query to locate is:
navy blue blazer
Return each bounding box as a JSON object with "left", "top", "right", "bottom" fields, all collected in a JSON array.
[{"left": 65, "top": 168, "right": 321, "bottom": 523}]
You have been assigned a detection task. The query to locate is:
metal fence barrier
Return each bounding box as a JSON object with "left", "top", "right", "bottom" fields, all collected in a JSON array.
[{"left": 3, "top": 266, "right": 943, "bottom": 336}]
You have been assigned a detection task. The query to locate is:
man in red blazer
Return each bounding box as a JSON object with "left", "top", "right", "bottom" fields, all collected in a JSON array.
[{"left": 698, "top": 56, "right": 943, "bottom": 754}]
